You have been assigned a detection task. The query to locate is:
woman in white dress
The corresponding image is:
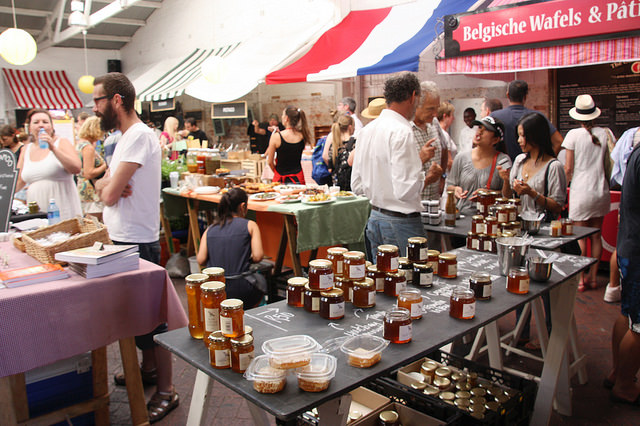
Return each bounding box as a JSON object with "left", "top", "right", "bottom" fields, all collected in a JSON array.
[
  {"left": 16, "top": 109, "right": 82, "bottom": 219},
  {"left": 563, "top": 95, "right": 613, "bottom": 291}
]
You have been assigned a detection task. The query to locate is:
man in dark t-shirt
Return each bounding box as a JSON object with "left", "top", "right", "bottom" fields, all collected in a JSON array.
[
  {"left": 248, "top": 114, "right": 284, "bottom": 154},
  {"left": 609, "top": 144, "right": 640, "bottom": 404},
  {"left": 184, "top": 117, "right": 208, "bottom": 143}
]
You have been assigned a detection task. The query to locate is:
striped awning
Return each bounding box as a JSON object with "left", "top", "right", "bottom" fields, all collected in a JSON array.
[
  {"left": 136, "top": 45, "right": 239, "bottom": 102},
  {"left": 265, "top": 0, "right": 477, "bottom": 84},
  {"left": 436, "top": 36, "right": 640, "bottom": 74},
  {"left": 2, "top": 68, "right": 83, "bottom": 110}
]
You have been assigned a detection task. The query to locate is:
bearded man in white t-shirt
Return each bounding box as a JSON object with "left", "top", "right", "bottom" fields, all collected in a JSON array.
[{"left": 93, "top": 72, "right": 179, "bottom": 422}]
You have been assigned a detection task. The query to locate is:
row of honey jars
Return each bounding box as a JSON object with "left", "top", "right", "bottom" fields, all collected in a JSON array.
[
  {"left": 475, "top": 190, "right": 501, "bottom": 215},
  {"left": 471, "top": 215, "right": 499, "bottom": 237},
  {"left": 290, "top": 276, "right": 376, "bottom": 314},
  {"left": 208, "top": 329, "right": 254, "bottom": 373},
  {"left": 185, "top": 267, "right": 226, "bottom": 341}
]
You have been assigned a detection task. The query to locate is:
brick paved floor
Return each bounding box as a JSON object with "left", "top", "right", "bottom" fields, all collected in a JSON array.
[{"left": 105, "top": 271, "right": 637, "bottom": 425}]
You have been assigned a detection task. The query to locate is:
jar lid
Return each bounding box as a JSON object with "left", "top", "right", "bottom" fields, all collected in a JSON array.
[
  {"left": 231, "top": 334, "right": 254, "bottom": 347},
  {"left": 407, "top": 236, "right": 427, "bottom": 244},
  {"left": 309, "top": 259, "right": 332, "bottom": 268},
  {"left": 433, "top": 376, "right": 451, "bottom": 387},
  {"left": 343, "top": 250, "right": 365, "bottom": 260},
  {"left": 365, "top": 260, "right": 372, "bottom": 267},
  {"left": 185, "top": 273, "right": 208, "bottom": 284},
  {"left": 435, "top": 366, "right": 452, "bottom": 377},
  {"left": 386, "top": 271, "right": 406, "bottom": 280},
  {"left": 366, "top": 264, "right": 378, "bottom": 272},
  {"left": 495, "top": 205, "right": 506, "bottom": 211},
  {"left": 439, "top": 391, "right": 455, "bottom": 401},
  {"left": 304, "top": 283, "right": 323, "bottom": 293},
  {"left": 485, "top": 401, "right": 501, "bottom": 412},
  {"left": 411, "top": 381, "right": 427, "bottom": 390},
  {"left": 379, "top": 411, "right": 399, "bottom": 423},
  {"left": 471, "top": 215, "right": 484, "bottom": 220},
  {"left": 220, "top": 298, "right": 243, "bottom": 310},
  {"left": 207, "top": 330, "right": 229, "bottom": 343},
  {"left": 439, "top": 253, "right": 457, "bottom": 260},
  {"left": 320, "top": 288, "right": 344, "bottom": 298},
  {"left": 421, "top": 361, "right": 438, "bottom": 372},
  {"left": 413, "top": 262, "right": 432, "bottom": 271},
  {"left": 471, "top": 387, "right": 487, "bottom": 397},
  {"left": 455, "top": 398, "right": 471, "bottom": 408},
  {"left": 244, "top": 325, "right": 253, "bottom": 336},
  {"left": 489, "top": 190, "right": 500, "bottom": 196},
  {"left": 424, "top": 386, "right": 440, "bottom": 396},
  {"left": 377, "top": 244, "right": 398, "bottom": 253},
  {"left": 327, "top": 246, "right": 348, "bottom": 255},
  {"left": 201, "top": 281, "right": 226, "bottom": 292},
  {"left": 468, "top": 403, "right": 486, "bottom": 414},
  {"left": 427, "top": 249, "right": 440, "bottom": 257},
  {"left": 398, "top": 257, "right": 411, "bottom": 266},
  {"left": 485, "top": 215, "right": 497, "bottom": 221},
  {"left": 202, "top": 267, "right": 225, "bottom": 276},
  {"left": 476, "top": 233, "right": 487, "bottom": 238},
  {"left": 470, "top": 272, "right": 491, "bottom": 283},
  {"left": 354, "top": 277, "right": 374, "bottom": 289},
  {"left": 287, "top": 277, "right": 308, "bottom": 287},
  {"left": 476, "top": 189, "right": 488, "bottom": 195},
  {"left": 467, "top": 231, "right": 475, "bottom": 236},
  {"left": 456, "top": 390, "right": 471, "bottom": 399}
]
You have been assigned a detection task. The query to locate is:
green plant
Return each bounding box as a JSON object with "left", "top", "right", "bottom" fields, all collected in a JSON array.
[{"left": 161, "top": 158, "right": 187, "bottom": 181}]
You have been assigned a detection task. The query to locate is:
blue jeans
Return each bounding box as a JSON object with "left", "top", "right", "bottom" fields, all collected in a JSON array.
[{"left": 365, "top": 209, "right": 425, "bottom": 259}]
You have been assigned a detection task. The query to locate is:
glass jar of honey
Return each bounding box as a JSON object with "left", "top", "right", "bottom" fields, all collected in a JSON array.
[
  {"left": 220, "top": 298, "right": 244, "bottom": 338},
  {"left": 287, "top": 277, "right": 308, "bottom": 307},
  {"left": 384, "top": 271, "right": 407, "bottom": 297},
  {"left": 208, "top": 331, "right": 231, "bottom": 369},
  {"left": 308, "top": 259, "right": 334, "bottom": 290},
  {"left": 505, "top": 205, "right": 517, "bottom": 222},
  {"left": 508, "top": 198, "right": 522, "bottom": 216},
  {"left": 438, "top": 253, "right": 457, "bottom": 279},
  {"left": 407, "top": 237, "right": 428, "bottom": 263},
  {"left": 186, "top": 273, "right": 207, "bottom": 339},
  {"left": 201, "top": 281, "right": 226, "bottom": 344},
  {"left": 398, "top": 289, "right": 423, "bottom": 319},
  {"left": 471, "top": 215, "right": 486, "bottom": 235},
  {"left": 398, "top": 257, "right": 413, "bottom": 285},
  {"left": 327, "top": 247, "right": 348, "bottom": 277},
  {"left": 319, "top": 288, "right": 345, "bottom": 320},
  {"left": 334, "top": 276, "right": 353, "bottom": 303},
  {"left": 449, "top": 287, "right": 476, "bottom": 320},
  {"left": 550, "top": 220, "right": 561, "bottom": 237},
  {"left": 202, "top": 266, "right": 225, "bottom": 283},
  {"left": 476, "top": 189, "right": 489, "bottom": 215},
  {"left": 496, "top": 206, "right": 509, "bottom": 224},
  {"left": 428, "top": 250, "right": 440, "bottom": 264},
  {"left": 303, "top": 284, "right": 322, "bottom": 313},
  {"left": 507, "top": 267, "right": 530, "bottom": 294},
  {"left": 485, "top": 216, "right": 498, "bottom": 236},
  {"left": 377, "top": 244, "right": 400, "bottom": 273},
  {"left": 366, "top": 264, "right": 386, "bottom": 293},
  {"left": 352, "top": 277, "right": 375, "bottom": 308},
  {"left": 413, "top": 262, "right": 433, "bottom": 288},
  {"left": 230, "top": 334, "right": 254, "bottom": 373},
  {"left": 561, "top": 218, "right": 573, "bottom": 235},
  {"left": 469, "top": 272, "right": 492, "bottom": 300},
  {"left": 383, "top": 307, "right": 412, "bottom": 344},
  {"left": 344, "top": 251, "right": 366, "bottom": 281}
]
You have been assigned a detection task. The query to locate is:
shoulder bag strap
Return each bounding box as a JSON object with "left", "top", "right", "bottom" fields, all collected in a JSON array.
[{"left": 486, "top": 153, "right": 499, "bottom": 188}]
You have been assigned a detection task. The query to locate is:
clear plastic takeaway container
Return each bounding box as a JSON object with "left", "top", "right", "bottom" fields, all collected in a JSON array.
[
  {"left": 295, "top": 353, "right": 337, "bottom": 392},
  {"left": 340, "top": 335, "right": 389, "bottom": 368},
  {"left": 243, "top": 355, "right": 288, "bottom": 394},
  {"left": 261, "top": 335, "right": 320, "bottom": 369}
]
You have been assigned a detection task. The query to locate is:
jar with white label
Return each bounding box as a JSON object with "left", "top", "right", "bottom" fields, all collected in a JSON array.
[
  {"left": 230, "top": 334, "right": 254, "bottom": 373},
  {"left": 407, "top": 236, "right": 428, "bottom": 263},
  {"left": 319, "top": 288, "right": 345, "bottom": 320},
  {"left": 208, "top": 331, "right": 231, "bottom": 369},
  {"left": 287, "top": 277, "right": 308, "bottom": 307},
  {"left": 397, "top": 289, "right": 423, "bottom": 319},
  {"left": 384, "top": 271, "right": 407, "bottom": 297},
  {"left": 377, "top": 244, "right": 399, "bottom": 273},
  {"left": 344, "top": 251, "right": 366, "bottom": 281},
  {"left": 327, "top": 247, "right": 348, "bottom": 277},
  {"left": 412, "top": 262, "right": 433, "bottom": 288},
  {"left": 449, "top": 287, "right": 476, "bottom": 320},
  {"left": 383, "top": 307, "right": 412, "bottom": 344},
  {"left": 220, "top": 298, "right": 244, "bottom": 338},
  {"left": 507, "top": 267, "right": 530, "bottom": 294},
  {"left": 438, "top": 253, "right": 457, "bottom": 278},
  {"left": 366, "top": 264, "right": 386, "bottom": 293},
  {"left": 469, "top": 272, "right": 492, "bottom": 300},
  {"left": 200, "top": 281, "right": 226, "bottom": 345},
  {"left": 303, "top": 284, "right": 322, "bottom": 313},
  {"left": 308, "top": 259, "right": 334, "bottom": 290},
  {"left": 352, "top": 277, "right": 375, "bottom": 308}
]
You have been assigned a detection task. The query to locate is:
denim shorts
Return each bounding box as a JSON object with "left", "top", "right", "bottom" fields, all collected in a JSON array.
[
  {"left": 365, "top": 209, "right": 425, "bottom": 259},
  {"left": 618, "top": 256, "right": 640, "bottom": 333}
]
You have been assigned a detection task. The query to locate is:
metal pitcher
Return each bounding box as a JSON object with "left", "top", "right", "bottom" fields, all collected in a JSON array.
[{"left": 496, "top": 237, "right": 531, "bottom": 276}]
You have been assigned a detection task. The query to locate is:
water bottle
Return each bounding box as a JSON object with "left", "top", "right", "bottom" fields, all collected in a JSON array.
[
  {"left": 47, "top": 198, "right": 60, "bottom": 225},
  {"left": 38, "top": 128, "right": 48, "bottom": 149}
]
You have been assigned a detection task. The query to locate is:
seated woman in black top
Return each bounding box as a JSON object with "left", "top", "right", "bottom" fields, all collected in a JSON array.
[
  {"left": 196, "top": 188, "right": 265, "bottom": 308},
  {"left": 266, "top": 106, "right": 312, "bottom": 184}
]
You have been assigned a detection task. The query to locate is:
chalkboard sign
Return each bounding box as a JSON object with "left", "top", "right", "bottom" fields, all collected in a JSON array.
[
  {"left": 150, "top": 98, "right": 175, "bottom": 112},
  {"left": 557, "top": 62, "right": 640, "bottom": 137},
  {"left": 0, "top": 150, "right": 18, "bottom": 232},
  {"left": 211, "top": 101, "right": 247, "bottom": 119}
]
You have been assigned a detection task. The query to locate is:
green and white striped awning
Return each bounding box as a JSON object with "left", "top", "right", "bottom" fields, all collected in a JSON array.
[{"left": 136, "top": 45, "right": 239, "bottom": 102}]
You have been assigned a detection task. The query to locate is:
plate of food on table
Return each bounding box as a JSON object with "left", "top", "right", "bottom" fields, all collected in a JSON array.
[
  {"left": 241, "top": 182, "right": 278, "bottom": 194},
  {"left": 249, "top": 192, "right": 279, "bottom": 201},
  {"left": 335, "top": 191, "right": 355, "bottom": 200},
  {"left": 274, "top": 184, "right": 306, "bottom": 195},
  {"left": 301, "top": 193, "right": 335, "bottom": 205},
  {"left": 276, "top": 194, "right": 302, "bottom": 203},
  {"left": 301, "top": 187, "right": 326, "bottom": 196}
]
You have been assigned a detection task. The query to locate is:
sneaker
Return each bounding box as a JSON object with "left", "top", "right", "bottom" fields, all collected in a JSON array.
[{"left": 604, "top": 283, "right": 621, "bottom": 303}]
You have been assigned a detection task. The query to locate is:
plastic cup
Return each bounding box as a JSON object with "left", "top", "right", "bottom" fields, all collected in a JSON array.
[{"left": 169, "top": 171, "right": 179, "bottom": 188}]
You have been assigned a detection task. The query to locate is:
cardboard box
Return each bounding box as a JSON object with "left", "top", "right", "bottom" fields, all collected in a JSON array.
[
  {"left": 355, "top": 402, "right": 445, "bottom": 426},
  {"left": 220, "top": 159, "right": 242, "bottom": 171},
  {"left": 348, "top": 387, "right": 390, "bottom": 425},
  {"left": 396, "top": 357, "right": 442, "bottom": 387}
]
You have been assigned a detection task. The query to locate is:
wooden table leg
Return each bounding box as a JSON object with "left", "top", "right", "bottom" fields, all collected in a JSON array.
[
  {"left": 484, "top": 321, "right": 504, "bottom": 370},
  {"left": 119, "top": 337, "right": 150, "bottom": 426},
  {"left": 187, "top": 199, "right": 201, "bottom": 255},
  {"left": 159, "top": 201, "right": 175, "bottom": 254},
  {"left": 186, "top": 370, "right": 213, "bottom": 426},
  {"left": 274, "top": 224, "right": 288, "bottom": 276},
  {"left": 92, "top": 347, "right": 110, "bottom": 426},
  {"left": 284, "top": 215, "right": 303, "bottom": 276},
  {"left": 0, "top": 375, "right": 19, "bottom": 425}
]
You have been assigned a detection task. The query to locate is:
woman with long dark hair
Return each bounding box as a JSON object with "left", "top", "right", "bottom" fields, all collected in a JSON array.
[
  {"left": 197, "top": 188, "right": 265, "bottom": 308},
  {"left": 266, "top": 106, "right": 312, "bottom": 184},
  {"left": 0, "top": 125, "right": 25, "bottom": 161}
]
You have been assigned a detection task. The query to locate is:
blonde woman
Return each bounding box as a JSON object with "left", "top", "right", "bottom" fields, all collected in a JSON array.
[
  {"left": 322, "top": 113, "right": 355, "bottom": 190},
  {"left": 76, "top": 116, "right": 107, "bottom": 218},
  {"left": 159, "top": 116, "right": 180, "bottom": 160}
]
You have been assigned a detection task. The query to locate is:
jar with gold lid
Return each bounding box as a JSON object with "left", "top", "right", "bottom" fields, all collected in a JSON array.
[
  {"left": 505, "top": 204, "right": 517, "bottom": 222},
  {"left": 508, "top": 198, "right": 521, "bottom": 215},
  {"left": 366, "top": 264, "right": 385, "bottom": 292},
  {"left": 507, "top": 266, "right": 530, "bottom": 294},
  {"left": 377, "top": 244, "right": 399, "bottom": 273},
  {"left": 220, "top": 298, "right": 244, "bottom": 338},
  {"left": 469, "top": 272, "right": 492, "bottom": 300},
  {"left": 384, "top": 271, "right": 407, "bottom": 297},
  {"left": 383, "top": 307, "right": 411, "bottom": 344},
  {"left": 406, "top": 236, "right": 428, "bottom": 263},
  {"left": 308, "top": 259, "right": 334, "bottom": 290},
  {"left": 208, "top": 331, "right": 231, "bottom": 369},
  {"left": 476, "top": 189, "right": 489, "bottom": 215},
  {"left": 449, "top": 287, "right": 476, "bottom": 320},
  {"left": 477, "top": 233, "right": 491, "bottom": 253},
  {"left": 561, "top": 218, "right": 574, "bottom": 235},
  {"left": 485, "top": 216, "right": 498, "bottom": 236},
  {"left": 286, "top": 277, "right": 308, "bottom": 307},
  {"left": 397, "top": 257, "right": 413, "bottom": 285},
  {"left": 303, "top": 284, "right": 322, "bottom": 313},
  {"left": 202, "top": 266, "right": 225, "bottom": 283},
  {"left": 397, "top": 288, "right": 423, "bottom": 319},
  {"left": 334, "top": 276, "right": 352, "bottom": 302},
  {"left": 438, "top": 253, "right": 457, "bottom": 278},
  {"left": 186, "top": 273, "right": 207, "bottom": 339},
  {"left": 413, "top": 262, "right": 433, "bottom": 287},
  {"left": 467, "top": 231, "right": 479, "bottom": 251},
  {"left": 378, "top": 410, "right": 399, "bottom": 426},
  {"left": 471, "top": 215, "right": 486, "bottom": 235},
  {"left": 230, "top": 334, "right": 254, "bottom": 373},
  {"left": 427, "top": 249, "right": 440, "bottom": 264},
  {"left": 496, "top": 206, "right": 509, "bottom": 224},
  {"left": 319, "top": 288, "right": 345, "bottom": 320},
  {"left": 352, "top": 277, "right": 375, "bottom": 308},
  {"left": 201, "top": 281, "right": 226, "bottom": 343},
  {"left": 326, "top": 247, "right": 348, "bottom": 277},
  {"left": 344, "top": 251, "right": 366, "bottom": 281}
]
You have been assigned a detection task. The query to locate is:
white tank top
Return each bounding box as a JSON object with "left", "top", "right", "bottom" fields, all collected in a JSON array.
[{"left": 21, "top": 140, "right": 70, "bottom": 183}]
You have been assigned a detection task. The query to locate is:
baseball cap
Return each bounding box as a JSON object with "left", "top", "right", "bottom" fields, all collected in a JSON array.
[{"left": 472, "top": 116, "right": 505, "bottom": 141}]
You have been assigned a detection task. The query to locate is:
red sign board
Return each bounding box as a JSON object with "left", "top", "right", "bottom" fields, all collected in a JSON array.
[{"left": 444, "top": 0, "right": 640, "bottom": 57}]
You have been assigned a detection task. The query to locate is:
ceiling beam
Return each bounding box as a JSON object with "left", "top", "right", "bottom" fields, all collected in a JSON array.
[
  {"left": 93, "top": 0, "right": 161, "bottom": 8},
  {"left": 1, "top": 26, "right": 130, "bottom": 43}
]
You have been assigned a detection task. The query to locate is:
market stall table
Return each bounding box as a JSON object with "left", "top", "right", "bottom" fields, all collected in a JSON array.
[
  {"left": 0, "top": 242, "right": 188, "bottom": 425},
  {"left": 162, "top": 188, "right": 371, "bottom": 277},
  {"left": 156, "top": 247, "right": 595, "bottom": 425}
]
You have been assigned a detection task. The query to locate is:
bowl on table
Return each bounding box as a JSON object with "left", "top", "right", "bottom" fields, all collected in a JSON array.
[
  {"left": 527, "top": 256, "right": 553, "bottom": 281},
  {"left": 521, "top": 217, "right": 542, "bottom": 235}
]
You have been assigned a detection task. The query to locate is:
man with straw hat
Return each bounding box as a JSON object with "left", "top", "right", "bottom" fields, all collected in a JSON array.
[{"left": 361, "top": 97, "right": 386, "bottom": 120}]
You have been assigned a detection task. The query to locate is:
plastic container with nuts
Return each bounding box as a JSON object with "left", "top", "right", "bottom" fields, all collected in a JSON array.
[
  {"left": 339, "top": 335, "right": 388, "bottom": 368},
  {"left": 261, "top": 335, "right": 320, "bottom": 369},
  {"left": 243, "top": 355, "right": 287, "bottom": 394},
  {"left": 295, "top": 353, "right": 337, "bottom": 392}
]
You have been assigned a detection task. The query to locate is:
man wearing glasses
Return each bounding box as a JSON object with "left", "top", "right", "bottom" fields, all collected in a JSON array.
[{"left": 93, "top": 72, "right": 179, "bottom": 422}]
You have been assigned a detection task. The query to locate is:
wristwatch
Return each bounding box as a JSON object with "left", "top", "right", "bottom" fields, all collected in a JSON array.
[{"left": 441, "top": 173, "right": 447, "bottom": 180}]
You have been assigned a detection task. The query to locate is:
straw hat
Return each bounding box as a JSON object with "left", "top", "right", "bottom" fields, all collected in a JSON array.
[
  {"left": 569, "top": 94, "right": 601, "bottom": 121},
  {"left": 361, "top": 98, "right": 387, "bottom": 119}
]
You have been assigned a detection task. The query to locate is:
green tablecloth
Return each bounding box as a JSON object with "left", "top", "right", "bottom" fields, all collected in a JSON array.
[{"left": 267, "top": 196, "right": 371, "bottom": 253}]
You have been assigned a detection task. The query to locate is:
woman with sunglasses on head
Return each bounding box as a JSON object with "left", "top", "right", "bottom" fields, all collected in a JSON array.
[{"left": 16, "top": 109, "right": 82, "bottom": 219}]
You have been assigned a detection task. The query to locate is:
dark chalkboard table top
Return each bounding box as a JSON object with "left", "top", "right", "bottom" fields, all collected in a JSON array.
[
  {"left": 423, "top": 214, "right": 598, "bottom": 250},
  {"left": 155, "top": 248, "right": 595, "bottom": 421}
]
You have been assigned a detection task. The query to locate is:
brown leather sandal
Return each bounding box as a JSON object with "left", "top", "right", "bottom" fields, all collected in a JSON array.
[
  {"left": 113, "top": 367, "right": 158, "bottom": 387},
  {"left": 148, "top": 389, "right": 179, "bottom": 423}
]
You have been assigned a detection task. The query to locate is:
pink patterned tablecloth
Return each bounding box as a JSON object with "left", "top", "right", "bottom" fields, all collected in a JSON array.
[{"left": 0, "top": 242, "right": 188, "bottom": 378}]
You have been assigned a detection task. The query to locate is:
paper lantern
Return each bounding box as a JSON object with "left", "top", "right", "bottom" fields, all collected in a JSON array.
[
  {"left": 0, "top": 28, "right": 37, "bottom": 65},
  {"left": 78, "top": 75, "right": 95, "bottom": 94},
  {"left": 201, "top": 56, "right": 226, "bottom": 84}
]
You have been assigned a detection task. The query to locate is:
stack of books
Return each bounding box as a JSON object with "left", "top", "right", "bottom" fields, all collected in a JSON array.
[
  {"left": 0, "top": 263, "right": 69, "bottom": 288},
  {"left": 55, "top": 243, "right": 140, "bottom": 279}
]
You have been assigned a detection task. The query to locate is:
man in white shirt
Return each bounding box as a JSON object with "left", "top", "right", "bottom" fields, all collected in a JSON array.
[
  {"left": 458, "top": 107, "right": 477, "bottom": 154},
  {"left": 93, "top": 72, "right": 179, "bottom": 422},
  {"left": 338, "top": 96, "right": 363, "bottom": 136},
  {"left": 352, "top": 73, "right": 433, "bottom": 258}
]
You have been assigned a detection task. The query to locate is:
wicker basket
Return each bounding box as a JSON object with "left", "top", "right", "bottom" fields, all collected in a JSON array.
[
  {"left": 22, "top": 217, "right": 112, "bottom": 264},
  {"left": 12, "top": 235, "right": 25, "bottom": 252}
]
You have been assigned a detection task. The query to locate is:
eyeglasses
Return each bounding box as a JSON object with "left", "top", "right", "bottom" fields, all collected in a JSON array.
[{"left": 93, "top": 94, "right": 124, "bottom": 103}]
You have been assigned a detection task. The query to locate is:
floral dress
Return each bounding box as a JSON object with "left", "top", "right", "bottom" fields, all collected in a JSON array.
[{"left": 76, "top": 141, "right": 104, "bottom": 214}]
